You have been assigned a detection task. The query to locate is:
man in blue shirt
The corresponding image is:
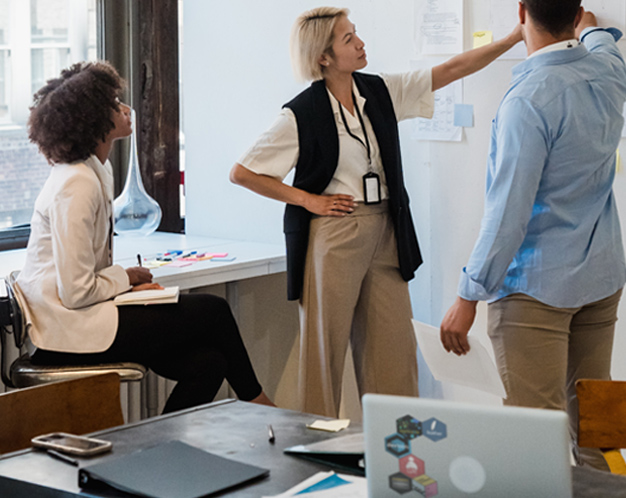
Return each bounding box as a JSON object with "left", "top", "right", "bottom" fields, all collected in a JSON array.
[{"left": 440, "top": 0, "right": 626, "bottom": 471}]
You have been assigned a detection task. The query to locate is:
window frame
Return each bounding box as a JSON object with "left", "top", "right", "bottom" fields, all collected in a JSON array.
[{"left": 0, "top": 0, "right": 182, "bottom": 252}]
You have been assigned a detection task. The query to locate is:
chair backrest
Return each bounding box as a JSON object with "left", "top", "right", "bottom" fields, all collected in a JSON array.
[
  {"left": 577, "top": 379, "right": 626, "bottom": 449},
  {"left": 0, "top": 271, "right": 26, "bottom": 388},
  {"left": 0, "top": 372, "right": 124, "bottom": 454}
]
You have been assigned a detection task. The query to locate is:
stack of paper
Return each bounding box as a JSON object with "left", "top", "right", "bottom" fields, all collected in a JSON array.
[{"left": 113, "top": 286, "right": 180, "bottom": 306}]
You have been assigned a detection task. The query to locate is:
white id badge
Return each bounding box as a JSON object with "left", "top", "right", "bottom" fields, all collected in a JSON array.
[{"left": 363, "top": 172, "right": 381, "bottom": 205}]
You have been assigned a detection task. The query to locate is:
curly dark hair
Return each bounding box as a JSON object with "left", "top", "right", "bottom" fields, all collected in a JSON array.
[{"left": 28, "top": 61, "right": 125, "bottom": 165}]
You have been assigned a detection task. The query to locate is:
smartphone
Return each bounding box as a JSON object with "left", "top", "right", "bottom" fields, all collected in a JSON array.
[{"left": 31, "top": 432, "right": 112, "bottom": 456}]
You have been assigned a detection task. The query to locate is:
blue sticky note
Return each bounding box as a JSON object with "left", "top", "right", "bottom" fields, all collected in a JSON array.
[{"left": 454, "top": 104, "right": 474, "bottom": 127}]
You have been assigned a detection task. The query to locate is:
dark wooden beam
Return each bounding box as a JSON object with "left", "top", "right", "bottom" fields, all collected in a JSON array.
[{"left": 135, "top": 0, "right": 182, "bottom": 233}]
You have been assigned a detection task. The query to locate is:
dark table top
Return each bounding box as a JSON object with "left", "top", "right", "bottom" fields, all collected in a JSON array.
[
  {"left": 0, "top": 399, "right": 624, "bottom": 497},
  {"left": 0, "top": 399, "right": 363, "bottom": 497}
]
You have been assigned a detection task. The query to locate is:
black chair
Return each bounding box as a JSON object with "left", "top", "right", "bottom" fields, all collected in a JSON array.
[{"left": 0, "top": 271, "right": 148, "bottom": 420}]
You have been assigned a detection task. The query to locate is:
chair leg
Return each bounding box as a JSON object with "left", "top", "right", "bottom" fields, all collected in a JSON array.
[
  {"left": 126, "top": 381, "right": 142, "bottom": 423},
  {"left": 142, "top": 370, "right": 159, "bottom": 418}
]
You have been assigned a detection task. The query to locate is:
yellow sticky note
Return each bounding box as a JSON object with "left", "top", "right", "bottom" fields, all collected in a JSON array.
[
  {"left": 306, "top": 419, "right": 350, "bottom": 432},
  {"left": 473, "top": 30, "right": 493, "bottom": 49},
  {"left": 617, "top": 149, "right": 622, "bottom": 173}
]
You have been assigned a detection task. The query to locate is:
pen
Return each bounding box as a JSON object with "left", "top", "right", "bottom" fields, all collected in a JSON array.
[
  {"left": 268, "top": 424, "right": 275, "bottom": 444},
  {"left": 137, "top": 254, "right": 142, "bottom": 267},
  {"left": 46, "top": 449, "right": 79, "bottom": 467}
]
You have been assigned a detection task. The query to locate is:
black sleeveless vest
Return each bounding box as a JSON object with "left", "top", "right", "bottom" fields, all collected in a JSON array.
[{"left": 283, "top": 72, "right": 422, "bottom": 300}]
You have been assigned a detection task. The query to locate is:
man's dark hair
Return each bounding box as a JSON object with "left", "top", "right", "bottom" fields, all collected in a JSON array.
[
  {"left": 521, "top": 0, "right": 582, "bottom": 37},
  {"left": 28, "top": 61, "right": 124, "bottom": 165}
]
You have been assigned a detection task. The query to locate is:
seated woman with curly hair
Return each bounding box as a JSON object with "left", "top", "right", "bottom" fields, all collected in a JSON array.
[{"left": 16, "top": 60, "right": 273, "bottom": 413}]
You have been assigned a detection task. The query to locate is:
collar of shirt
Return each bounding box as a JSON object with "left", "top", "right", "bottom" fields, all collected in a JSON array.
[
  {"left": 326, "top": 79, "right": 367, "bottom": 123},
  {"left": 84, "top": 154, "right": 115, "bottom": 203},
  {"left": 528, "top": 38, "right": 579, "bottom": 59},
  {"left": 513, "top": 43, "right": 588, "bottom": 81}
]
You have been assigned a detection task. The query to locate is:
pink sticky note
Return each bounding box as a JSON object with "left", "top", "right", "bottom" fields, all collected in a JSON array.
[
  {"left": 165, "top": 260, "right": 192, "bottom": 268},
  {"left": 205, "top": 252, "right": 228, "bottom": 258}
]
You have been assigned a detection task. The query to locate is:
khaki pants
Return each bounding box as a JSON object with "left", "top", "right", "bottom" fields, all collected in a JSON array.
[
  {"left": 488, "top": 289, "right": 622, "bottom": 471},
  {"left": 298, "top": 202, "right": 418, "bottom": 417}
]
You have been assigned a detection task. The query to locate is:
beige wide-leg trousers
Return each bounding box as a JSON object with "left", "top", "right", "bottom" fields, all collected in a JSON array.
[
  {"left": 298, "top": 201, "right": 419, "bottom": 417},
  {"left": 488, "top": 289, "right": 622, "bottom": 471}
]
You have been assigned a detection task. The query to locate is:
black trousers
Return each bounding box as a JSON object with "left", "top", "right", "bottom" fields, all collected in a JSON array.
[{"left": 31, "top": 294, "right": 262, "bottom": 414}]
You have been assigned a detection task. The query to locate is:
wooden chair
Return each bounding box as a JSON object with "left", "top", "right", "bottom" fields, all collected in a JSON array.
[
  {"left": 576, "top": 379, "right": 626, "bottom": 474},
  {"left": 0, "top": 372, "right": 124, "bottom": 454}
]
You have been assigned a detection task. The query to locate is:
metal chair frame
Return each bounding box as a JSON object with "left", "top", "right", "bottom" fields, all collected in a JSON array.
[{"left": 0, "top": 271, "right": 149, "bottom": 420}]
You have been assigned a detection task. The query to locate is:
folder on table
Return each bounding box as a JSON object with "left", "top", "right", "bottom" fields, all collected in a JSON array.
[
  {"left": 78, "top": 440, "right": 269, "bottom": 498},
  {"left": 284, "top": 433, "right": 364, "bottom": 476}
]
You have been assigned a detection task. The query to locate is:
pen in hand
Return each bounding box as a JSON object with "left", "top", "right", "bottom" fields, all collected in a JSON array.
[
  {"left": 137, "top": 254, "right": 142, "bottom": 267},
  {"left": 268, "top": 424, "right": 275, "bottom": 444}
]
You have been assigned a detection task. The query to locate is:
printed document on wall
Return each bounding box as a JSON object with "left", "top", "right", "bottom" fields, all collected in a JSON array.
[
  {"left": 415, "top": 0, "right": 463, "bottom": 55},
  {"left": 412, "top": 77, "right": 463, "bottom": 142}
]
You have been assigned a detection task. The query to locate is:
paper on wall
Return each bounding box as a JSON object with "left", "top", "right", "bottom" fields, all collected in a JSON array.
[
  {"left": 415, "top": 0, "right": 464, "bottom": 55},
  {"left": 412, "top": 78, "right": 463, "bottom": 142}
]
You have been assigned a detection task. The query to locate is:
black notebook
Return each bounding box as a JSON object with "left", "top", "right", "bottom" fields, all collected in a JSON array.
[{"left": 78, "top": 440, "right": 269, "bottom": 498}]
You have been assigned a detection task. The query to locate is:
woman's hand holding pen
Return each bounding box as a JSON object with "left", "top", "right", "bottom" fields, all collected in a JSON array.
[
  {"left": 304, "top": 193, "right": 355, "bottom": 217},
  {"left": 125, "top": 267, "right": 163, "bottom": 291}
]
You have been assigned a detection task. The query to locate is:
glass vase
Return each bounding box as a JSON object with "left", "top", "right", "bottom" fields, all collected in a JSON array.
[{"left": 113, "top": 109, "right": 162, "bottom": 236}]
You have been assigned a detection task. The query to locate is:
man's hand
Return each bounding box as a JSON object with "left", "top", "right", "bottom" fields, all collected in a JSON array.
[
  {"left": 440, "top": 297, "right": 478, "bottom": 356},
  {"left": 575, "top": 9, "right": 598, "bottom": 39}
]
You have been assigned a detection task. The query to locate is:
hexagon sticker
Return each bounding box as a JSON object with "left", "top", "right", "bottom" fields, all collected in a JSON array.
[
  {"left": 385, "top": 433, "right": 410, "bottom": 458},
  {"left": 413, "top": 473, "right": 438, "bottom": 497},
  {"left": 396, "top": 414, "right": 422, "bottom": 439},
  {"left": 389, "top": 472, "right": 413, "bottom": 494},
  {"left": 423, "top": 418, "right": 447, "bottom": 442},
  {"left": 399, "top": 454, "right": 425, "bottom": 478}
]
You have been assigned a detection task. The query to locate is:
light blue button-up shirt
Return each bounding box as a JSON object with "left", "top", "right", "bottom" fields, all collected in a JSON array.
[{"left": 458, "top": 28, "right": 626, "bottom": 308}]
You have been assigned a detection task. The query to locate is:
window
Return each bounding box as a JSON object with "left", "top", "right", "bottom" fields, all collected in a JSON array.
[{"left": 0, "top": 0, "right": 96, "bottom": 247}]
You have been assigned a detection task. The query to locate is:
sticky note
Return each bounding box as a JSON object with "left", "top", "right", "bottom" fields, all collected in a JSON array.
[
  {"left": 143, "top": 260, "right": 169, "bottom": 269},
  {"left": 473, "top": 30, "right": 493, "bottom": 49},
  {"left": 205, "top": 253, "right": 228, "bottom": 258},
  {"left": 165, "top": 260, "right": 192, "bottom": 268},
  {"left": 454, "top": 104, "right": 474, "bottom": 127},
  {"left": 210, "top": 256, "right": 236, "bottom": 262},
  {"left": 617, "top": 149, "right": 622, "bottom": 173},
  {"left": 306, "top": 419, "right": 350, "bottom": 432}
]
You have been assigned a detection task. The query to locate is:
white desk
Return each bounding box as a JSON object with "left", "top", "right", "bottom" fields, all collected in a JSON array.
[
  {"left": 0, "top": 232, "right": 286, "bottom": 289},
  {"left": 0, "top": 232, "right": 289, "bottom": 418}
]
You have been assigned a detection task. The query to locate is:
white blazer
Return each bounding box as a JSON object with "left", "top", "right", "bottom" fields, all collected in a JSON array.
[{"left": 16, "top": 155, "right": 131, "bottom": 353}]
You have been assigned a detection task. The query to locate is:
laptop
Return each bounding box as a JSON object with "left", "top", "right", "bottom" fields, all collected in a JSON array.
[{"left": 363, "top": 394, "right": 572, "bottom": 498}]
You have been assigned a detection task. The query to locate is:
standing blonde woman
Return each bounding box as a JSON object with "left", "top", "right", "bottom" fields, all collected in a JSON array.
[{"left": 231, "top": 7, "right": 521, "bottom": 417}]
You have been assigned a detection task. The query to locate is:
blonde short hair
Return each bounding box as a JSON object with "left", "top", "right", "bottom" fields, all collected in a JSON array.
[{"left": 290, "top": 7, "right": 349, "bottom": 82}]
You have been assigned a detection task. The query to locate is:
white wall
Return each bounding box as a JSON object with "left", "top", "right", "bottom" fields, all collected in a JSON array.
[{"left": 182, "top": 0, "right": 626, "bottom": 405}]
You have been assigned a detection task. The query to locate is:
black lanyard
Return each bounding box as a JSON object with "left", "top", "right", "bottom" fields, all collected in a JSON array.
[{"left": 337, "top": 93, "right": 371, "bottom": 165}]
